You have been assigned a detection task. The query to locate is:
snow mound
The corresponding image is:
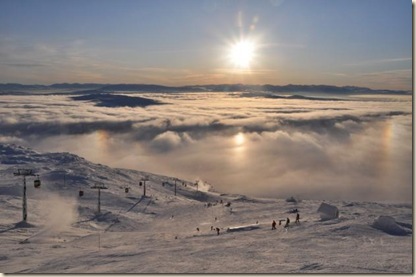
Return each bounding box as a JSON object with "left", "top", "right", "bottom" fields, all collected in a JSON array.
[
  {"left": 226, "top": 224, "right": 260, "bottom": 232},
  {"left": 286, "top": 196, "right": 301, "bottom": 203},
  {"left": 0, "top": 144, "right": 41, "bottom": 164},
  {"left": 317, "top": 202, "right": 339, "bottom": 221},
  {"left": 372, "top": 216, "right": 412, "bottom": 236},
  {"left": 234, "top": 195, "right": 261, "bottom": 203}
]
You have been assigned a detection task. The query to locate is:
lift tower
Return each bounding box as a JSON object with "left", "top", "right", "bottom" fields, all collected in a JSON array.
[
  {"left": 91, "top": 184, "right": 108, "bottom": 214},
  {"left": 13, "top": 169, "right": 36, "bottom": 222},
  {"left": 140, "top": 176, "right": 149, "bottom": 197}
]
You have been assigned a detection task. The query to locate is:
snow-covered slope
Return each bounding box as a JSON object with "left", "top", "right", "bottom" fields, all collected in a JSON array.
[{"left": 0, "top": 144, "right": 412, "bottom": 273}]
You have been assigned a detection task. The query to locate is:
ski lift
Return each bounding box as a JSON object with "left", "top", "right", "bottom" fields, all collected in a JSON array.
[
  {"left": 79, "top": 190, "right": 84, "bottom": 197},
  {"left": 34, "top": 175, "right": 41, "bottom": 188},
  {"left": 125, "top": 187, "right": 129, "bottom": 193}
]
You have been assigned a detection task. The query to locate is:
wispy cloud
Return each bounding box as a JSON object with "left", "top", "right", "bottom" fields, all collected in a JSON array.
[
  {"left": 344, "top": 57, "right": 412, "bottom": 67},
  {"left": 262, "top": 42, "right": 307, "bottom": 49},
  {"left": 214, "top": 67, "right": 277, "bottom": 75},
  {"left": 321, "top": 72, "right": 348, "bottom": 77},
  {"left": 357, "top": 68, "right": 411, "bottom": 77},
  {"left": 1, "top": 63, "right": 47, "bottom": 68}
]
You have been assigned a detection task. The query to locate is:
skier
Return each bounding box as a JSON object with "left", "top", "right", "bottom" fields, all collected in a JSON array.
[
  {"left": 295, "top": 213, "right": 300, "bottom": 224},
  {"left": 284, "top": 217, "right": 290, "bottom": 228},
  {"left": 272, "top": 220, "right": 277, "bottom": 230},
  {"left": 216, "top": 227, "right": 220, "bottom": 235}
]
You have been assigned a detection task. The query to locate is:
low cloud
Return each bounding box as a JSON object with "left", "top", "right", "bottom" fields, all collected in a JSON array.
[
  {"left": 149, "top": 131, "right": 194, "bottom": 153},
  {"left": 138, "top": 118, "right": 411, "bottom": 202},
  {"left": 0, "top": 92, "right": 412, "bottom": 202}
]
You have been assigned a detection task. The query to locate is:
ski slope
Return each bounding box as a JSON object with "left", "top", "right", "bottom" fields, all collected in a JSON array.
[{"left": 0, "top": 144, "right": 412, "bottom": 273}]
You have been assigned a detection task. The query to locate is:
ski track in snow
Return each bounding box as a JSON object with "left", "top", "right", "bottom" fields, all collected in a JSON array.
[{"left": 0, "top": 143, "right": 412, "bottom": 273}]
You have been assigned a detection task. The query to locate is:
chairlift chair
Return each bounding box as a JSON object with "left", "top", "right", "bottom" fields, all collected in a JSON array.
[
  {"left": 79, "top": 190, "right": 84, "bottom": 197},
  {"left": 34, "top": 176, "right": 41, "bottom": 188}
]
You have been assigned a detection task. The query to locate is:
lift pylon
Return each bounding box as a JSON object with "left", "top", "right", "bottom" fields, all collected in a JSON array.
[
  {"left": 91, "top": 184, "right": 108, "bottom": 214},
  {"left": 13, "top": 169, "right": 37, "bottom": 222}
]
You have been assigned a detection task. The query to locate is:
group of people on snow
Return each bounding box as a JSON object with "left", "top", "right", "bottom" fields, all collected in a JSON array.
[
  {"left": 272, "top": 212, "right": 300, "bottom": 230},
  {"left": 195, "top": 202, "right": 301, "bottom": 236}
]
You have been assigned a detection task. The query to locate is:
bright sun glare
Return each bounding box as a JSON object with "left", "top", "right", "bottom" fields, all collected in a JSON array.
[
  {"left": 229, "top": 39, "right": 256, "bottom": 69},
  {"left": 234, "top": 132, "right": 245, "bottom": 146}
]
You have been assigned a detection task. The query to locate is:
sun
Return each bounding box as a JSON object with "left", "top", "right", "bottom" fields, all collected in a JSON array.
[{"left": 229, "top": 39, "right": 256, "bottom": 69}]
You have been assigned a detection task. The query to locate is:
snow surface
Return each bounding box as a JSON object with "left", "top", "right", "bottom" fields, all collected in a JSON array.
[{"left": 0, "top": 144, "right": 412, "bottom": 273}]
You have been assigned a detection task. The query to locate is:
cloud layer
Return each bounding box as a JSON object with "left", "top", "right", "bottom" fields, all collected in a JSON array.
[{"left": 0, "top": 92, "right": 412, "bottom": 202}]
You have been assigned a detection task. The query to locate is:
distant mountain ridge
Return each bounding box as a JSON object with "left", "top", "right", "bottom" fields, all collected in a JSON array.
[{"left": 0, "top": 83, "right": 411, "bottom": 95}]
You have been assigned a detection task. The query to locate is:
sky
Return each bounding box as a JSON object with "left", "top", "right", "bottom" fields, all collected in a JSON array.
[{"left": 0, "top": 0, "right": 412, "bottom": 90}]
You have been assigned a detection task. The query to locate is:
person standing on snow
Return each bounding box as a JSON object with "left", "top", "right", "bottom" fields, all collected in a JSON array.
[
  {"left": 272, "top": 220, "right": 277, "bottom": 230},
  {"left": 284, "top": 217, "right": 290, "bottom": 228},
  {"left": 295, "top": 213, "right": 300, "bottom": 224}
]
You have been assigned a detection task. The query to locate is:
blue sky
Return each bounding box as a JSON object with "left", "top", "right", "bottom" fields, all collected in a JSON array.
[{"left": 0, "top": 0, "right": 412, "bottom": 90}]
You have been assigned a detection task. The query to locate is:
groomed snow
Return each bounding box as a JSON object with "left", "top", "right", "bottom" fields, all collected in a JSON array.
[{"left": 0, "top": 144, "right": 412, "bottom": 273}]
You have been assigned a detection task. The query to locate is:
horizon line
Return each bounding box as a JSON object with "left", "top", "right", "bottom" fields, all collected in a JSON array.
[{"left": 0, "top": 82, "right": 411, "bottom": 92}]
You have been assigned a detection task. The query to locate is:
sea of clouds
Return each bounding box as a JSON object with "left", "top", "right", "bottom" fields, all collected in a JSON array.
[{"left": 0, "top": 92, "right": 411, "bottom": 202}]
